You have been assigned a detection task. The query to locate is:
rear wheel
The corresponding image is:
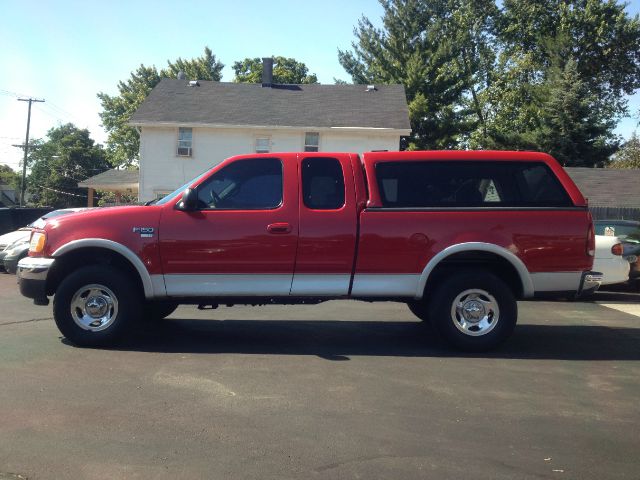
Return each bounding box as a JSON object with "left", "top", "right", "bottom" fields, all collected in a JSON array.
[
  {"left": 428, "top": 270, "right": 517, "bottom": 351},
  {"left": 53, "top": 265, "right": 141, "bottom": 347}
]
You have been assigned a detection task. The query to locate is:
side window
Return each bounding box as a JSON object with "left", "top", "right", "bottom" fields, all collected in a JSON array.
[
  {"left": 517, "top": 165, "right": 572, "bottom": 206},
  {"left": 197, "top": 158, "right": 283, "bottom": 210},
  {"left": 302, "top": 157, "right": 345, "bottom": 210},
  {"left": 375, "top": 161, "right": 571, "bottom": 208}
]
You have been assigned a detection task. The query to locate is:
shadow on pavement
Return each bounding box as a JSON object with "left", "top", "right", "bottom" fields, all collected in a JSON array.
[{"left": 91, "top": 318, "right": 640, "bottom": 361}]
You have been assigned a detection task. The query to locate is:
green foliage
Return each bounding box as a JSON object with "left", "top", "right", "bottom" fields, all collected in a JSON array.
[
  {"left": 609, "top": 133, "right": 640, "bottom": 168},
  {"left": 26, "top": 124, "right": 110, "bottom": 208},
  {"left": 98, "top": 47, "right": 224, "bottom": 168},
  {"left": 340, "top": 0, "right": 640, "bottom": 166},
  {"left": 0, "top": 165, "right": 20, "bottom": 191},
  {"left": 96, "top": 189, "right": 138, "bottom": 207},
  {"left": 339, "top": 0, "right": 499, "bottom": 149},
  {"left": 232, "top": 57, "right": 318, "bottom": 84}
]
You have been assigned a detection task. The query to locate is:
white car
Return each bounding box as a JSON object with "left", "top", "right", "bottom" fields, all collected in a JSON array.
[
  {"left": 593, "top": 235, "right": 631, "bottom": 286},
  {"left": 0, "top": 209, "right": 94, "bottom": 272}
]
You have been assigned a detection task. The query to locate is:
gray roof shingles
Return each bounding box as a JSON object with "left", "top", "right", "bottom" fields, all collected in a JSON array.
[
  {"left": 565, "top": 167, "right": 640, "bottom": 207},
  {"left": 78, "top": 169, "right": 139, "bottom": 188},
  {"left": 130, "top": 79, "right": 411, "bottom": 130}
]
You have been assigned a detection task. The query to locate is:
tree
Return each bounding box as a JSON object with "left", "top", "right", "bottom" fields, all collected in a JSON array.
[
  {"left": 98, "top": 47, "right": 224, "bottom": 168},
  {"left": 232, "top": 56, "right": 318, "bottom": 84},
  {"left": 338, "top": 0, "right": 499, "bottom": 149},
  {"left": 609, "top": 133, "right": 640, "bottom": 168},
  {"left": 26, "top": 124, "right": 110, "bottom": 208},
  {"left": 339, "top": 0, "right": 640, "bottom": 165},
  {"left": 0, "top": 165, "right": 20, "bottom": 189}
]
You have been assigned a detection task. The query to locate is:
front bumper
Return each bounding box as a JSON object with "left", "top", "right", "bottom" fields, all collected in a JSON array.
[
  {"left": 577, "top": 271, "right": 603, "bottom": 297},
  {"left": 17, "top": 257, "right": 56, "bottom": 305}
]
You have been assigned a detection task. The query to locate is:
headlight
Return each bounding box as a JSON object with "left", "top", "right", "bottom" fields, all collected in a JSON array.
[{"left": 29, "top": 232, "right": 46, "bottom": 254}]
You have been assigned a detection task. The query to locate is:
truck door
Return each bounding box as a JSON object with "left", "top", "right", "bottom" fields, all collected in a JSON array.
[
  {"left": 159, "top": 156, "right": 299, "bottom": 297},
  {"left": 291, "top": 154, "right": 358, "bottom": 296}
]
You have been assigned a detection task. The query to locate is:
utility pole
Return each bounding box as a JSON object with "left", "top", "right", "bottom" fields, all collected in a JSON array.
[{"left": 14, "top": 97, "right": 45, "bottom": 207}]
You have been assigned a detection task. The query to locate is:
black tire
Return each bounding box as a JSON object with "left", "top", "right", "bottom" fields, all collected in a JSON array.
[
  {"left": 407, "top": 299, "right": 429, "bottom": 322},
  {"left": 143, "top": 301, "right": 179, "bottom": 321},
  {"left": 428, "top": 270, "right": 517, "bottom": 352},
  {"left": 53, "top": 265, "right": 142, "bottom": 347}
]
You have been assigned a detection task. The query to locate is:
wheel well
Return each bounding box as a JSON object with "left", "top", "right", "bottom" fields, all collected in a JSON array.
[
  {"left": 425, "top": 251, "right": 524, "bottom": 299},
  {"left": 46, "top": 247, "right": 145, "bottom": 298}
]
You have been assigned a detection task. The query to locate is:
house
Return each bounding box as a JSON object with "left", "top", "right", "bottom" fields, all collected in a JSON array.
[
  {"left": 0, "top": 184, "right": 16, "bottom": 207},
  {"left": 565, "top": 167, "right": 640, "bottom": 220},
  {"left": 129, "top": 59, "right": 411, "bottom": 202},
  {"left": 77, "top": 169, "right": 139, "bottom": 207}
]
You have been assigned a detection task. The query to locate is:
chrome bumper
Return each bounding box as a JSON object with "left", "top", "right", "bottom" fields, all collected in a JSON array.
[
  {"left": 17, "top": 257, "right": 56, "bottom": 305},
  {"left": 578, "top": 271, "right": 603, "bottom": 297},
  {"left": 17, "top": 256, "right": 56, "bottom": 280}
]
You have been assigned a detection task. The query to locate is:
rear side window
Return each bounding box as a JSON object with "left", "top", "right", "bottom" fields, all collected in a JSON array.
[
  {"left": 197, "top": 158, "right": 283, "bottom": 210},
  {"left": 375, "top": 161, "right": 572, "bottom": 208},
  {"left": 302, "top": 157, "right": 345, "bottom": 210}
]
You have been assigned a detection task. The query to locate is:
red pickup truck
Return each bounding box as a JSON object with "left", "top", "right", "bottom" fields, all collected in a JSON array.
[{"left": 17, "top": 150, "right": 600, "bottom": 351}]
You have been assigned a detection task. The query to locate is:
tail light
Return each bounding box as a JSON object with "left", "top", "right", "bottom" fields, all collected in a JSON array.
[
  {"left": 586, "top": 223, "right": 595, "bottom": 257},
  {"left": 611, "top": 243, "right": 624, "bottom": 256}
]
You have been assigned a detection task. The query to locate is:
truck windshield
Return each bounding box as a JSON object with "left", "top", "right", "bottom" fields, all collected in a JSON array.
[{"left": 154, "top": 169, "right": 211, "bottom": 206}]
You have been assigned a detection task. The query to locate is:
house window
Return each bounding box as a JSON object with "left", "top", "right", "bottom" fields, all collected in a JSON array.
[
  {"left": 177, "top": 128, "right": 193, "bottom": 156},
  {"left": 255, "top": 137, "right": 271, "bottom": 153},
  {"left": 154, "top": 191, "right": 172, "bottom": 202},
  {"left": 304, "top": 132, "right": 319, "bottom": 152}
]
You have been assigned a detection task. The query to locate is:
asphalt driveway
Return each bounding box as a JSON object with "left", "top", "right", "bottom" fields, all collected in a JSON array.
[{"left": 0, "top": 273, "right": 638, "bottom": 479}]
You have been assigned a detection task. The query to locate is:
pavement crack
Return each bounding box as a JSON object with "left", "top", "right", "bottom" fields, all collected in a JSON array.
[{"left": 0, "top": 317, "right": 52, "bottom": 327}]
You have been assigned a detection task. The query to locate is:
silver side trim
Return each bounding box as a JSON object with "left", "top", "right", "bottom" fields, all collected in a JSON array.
[
  {"left": 164, "top": 274, "right": 292, "bottom": 297},
  {"left": 52, "top": 239, "right": 155, "bottom": 299},
  {"left": 150, "top": 274, "right": 167, "bottom": 298},
  {"left": 417, "top": 242, "right": 535, "bottom": 299},
  {"left": 290, "top": 274, "right": 351, "bottom": 296},
  {"left": 530, "top": 271, "right": 582, "bottom": 292},
  {"left": 351, "top": 274, "right": 420, "bottom": 297}
]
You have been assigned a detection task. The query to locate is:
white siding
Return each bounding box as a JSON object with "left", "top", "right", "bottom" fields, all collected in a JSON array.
[{"left": 139, "top": 126, "right": 403, "bottom": 202}]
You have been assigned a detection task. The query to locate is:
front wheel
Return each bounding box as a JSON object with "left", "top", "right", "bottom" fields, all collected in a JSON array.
[
  {"left": 428, "top": 271, "right": 517, "bottom": 351},
  {"left": 53, "top": 265, "right": 142, "bottom": 347},
  {"left": 143, "top": 301, "right": 179, "bottom": 321}
]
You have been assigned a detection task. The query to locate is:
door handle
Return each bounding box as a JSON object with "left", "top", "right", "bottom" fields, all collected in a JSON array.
[{"left": 267, "top": 222, "right": 292, "bottom": 234}]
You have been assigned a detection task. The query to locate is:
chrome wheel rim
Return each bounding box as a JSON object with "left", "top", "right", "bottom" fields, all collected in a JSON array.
[
  {"left": 450, "top": 289, "right": 499, "bottom": 337},
  {"left": 70, "top": 284, "right": 118, "bottom": 331}
]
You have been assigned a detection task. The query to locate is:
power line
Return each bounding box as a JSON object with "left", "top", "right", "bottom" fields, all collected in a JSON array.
[{"left": 35, "top": 184, "right": 88, "bottom": 198}]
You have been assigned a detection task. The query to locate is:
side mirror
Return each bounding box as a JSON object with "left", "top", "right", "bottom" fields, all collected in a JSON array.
[{"left": 176, "top": 188, "right": 198, "bottom": 211}]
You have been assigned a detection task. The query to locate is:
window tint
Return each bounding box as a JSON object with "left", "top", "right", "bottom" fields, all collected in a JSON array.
[
  {"left": 375, "top": 161, "right": 572, "bottom": 208},
  {"left": 302, "top": 157, "right": 345, "bottom": 210},
  {"left": 197, "top": 158, "right": 283, "bottom": 210}
]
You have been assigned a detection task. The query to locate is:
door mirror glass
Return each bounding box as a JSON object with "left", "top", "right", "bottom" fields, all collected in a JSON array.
[{"left": 176, "top": 188, "right": 198, "bottom": 211}]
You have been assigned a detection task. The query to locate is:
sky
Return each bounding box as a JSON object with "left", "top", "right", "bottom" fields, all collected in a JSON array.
[{"left": 0, "top": 0, "right": 639, "bottom": 172}]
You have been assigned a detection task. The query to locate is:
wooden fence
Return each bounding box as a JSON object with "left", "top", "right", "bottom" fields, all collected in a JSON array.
[{"left": 589, "top": 206, "right": 640, "bottom": 221}]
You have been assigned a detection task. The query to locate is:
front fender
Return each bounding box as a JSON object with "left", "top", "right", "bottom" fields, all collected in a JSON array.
[{"left": 52, "top": 239, "right": 164, "bottom": 299}]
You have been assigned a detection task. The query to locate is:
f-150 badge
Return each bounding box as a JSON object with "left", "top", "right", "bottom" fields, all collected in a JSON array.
[{"left": 133, "top": 227, "right": 154, "bottom": 238}]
